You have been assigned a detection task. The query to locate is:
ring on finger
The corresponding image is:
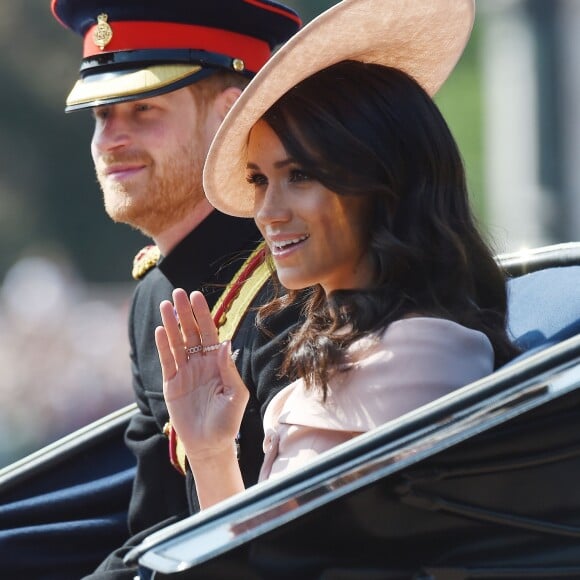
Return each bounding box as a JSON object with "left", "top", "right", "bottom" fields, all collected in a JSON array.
[
  {"left": 185, "top": 345, "right": 203, "bottom": 356},
  {"left": 202, "top": 343, "right": 221, "bottom": 354}
]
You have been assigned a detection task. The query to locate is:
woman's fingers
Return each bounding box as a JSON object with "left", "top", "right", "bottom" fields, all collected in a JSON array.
[
  {"left": 160, "top": 298, "right": 188, "bottom": 367},
  {"left": 159, "top": 289, "right": 222, "bottom": 370},
  {"left": 190, "top": 291, "right": 220, "bottom": 349},
  {"left": 155, "top": 326, "right": 177, "bottom": 384},
  {"left": 173, "top": 288, "right": 201, "bottom": 349}
]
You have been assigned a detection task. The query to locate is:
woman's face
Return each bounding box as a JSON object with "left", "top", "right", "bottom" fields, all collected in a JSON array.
[{"left": 247, "top": 120, "right": 374, "bottom": 294}]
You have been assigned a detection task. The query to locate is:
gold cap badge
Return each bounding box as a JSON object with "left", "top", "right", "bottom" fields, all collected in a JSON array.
[{"left": 93, "top": 13, "right": 113, "bottom": 51}]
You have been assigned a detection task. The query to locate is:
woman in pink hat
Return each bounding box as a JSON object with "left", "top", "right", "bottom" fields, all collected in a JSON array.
[{"left": 155, "top": 0, "right": 519, "bottom": 509}]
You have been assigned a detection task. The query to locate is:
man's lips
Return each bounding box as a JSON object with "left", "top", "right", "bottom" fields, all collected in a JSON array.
[{"left": 103, "top": 163, "right": 146, "bottom": 178}]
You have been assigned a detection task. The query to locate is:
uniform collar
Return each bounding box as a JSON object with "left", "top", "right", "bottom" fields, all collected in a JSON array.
[{"left": 158, "top": 210, "right": 260, "bottom": 293}]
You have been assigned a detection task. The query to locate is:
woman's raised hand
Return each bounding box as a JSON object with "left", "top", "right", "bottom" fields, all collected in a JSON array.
[{"left": 155, "top": 289, "right": 249, "bottom": 465}]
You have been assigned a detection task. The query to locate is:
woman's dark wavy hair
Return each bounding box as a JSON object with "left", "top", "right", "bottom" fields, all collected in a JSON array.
[{"left": 257, "top": 60, "right": 519, "bottom": 396}]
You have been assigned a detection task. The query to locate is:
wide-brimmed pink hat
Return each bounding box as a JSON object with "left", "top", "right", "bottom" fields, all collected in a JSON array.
[{"left": 203, "top": 0, "right": 475, "bottom": 218}]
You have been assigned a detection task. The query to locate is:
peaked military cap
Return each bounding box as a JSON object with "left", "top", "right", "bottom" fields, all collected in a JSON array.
[{"left": 51, "top": 0, "right": 301, "bottom": 112}]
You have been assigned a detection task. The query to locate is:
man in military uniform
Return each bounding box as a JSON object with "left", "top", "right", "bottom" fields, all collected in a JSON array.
[{"left": 49, "top": 1, "right": 302, "bottom": 578}]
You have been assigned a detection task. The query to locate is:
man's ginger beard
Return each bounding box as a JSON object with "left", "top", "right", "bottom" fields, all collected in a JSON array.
[{"left": 97, "top": 136, "right": 205, "bottom": 239}]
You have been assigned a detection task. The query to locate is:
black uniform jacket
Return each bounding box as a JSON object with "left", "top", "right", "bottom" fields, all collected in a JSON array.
[{"left": 87, "top": 211, "right": 303, "bottom": 578}]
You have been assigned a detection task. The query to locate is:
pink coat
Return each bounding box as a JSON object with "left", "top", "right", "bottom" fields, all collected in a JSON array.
[{"left": 259, "top": 317, "right": 494, "bottom": 481}]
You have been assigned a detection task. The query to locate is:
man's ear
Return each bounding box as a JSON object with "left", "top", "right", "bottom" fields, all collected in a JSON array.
[{"left": 213, "top": 86, "right": 243, "bottom": 122}]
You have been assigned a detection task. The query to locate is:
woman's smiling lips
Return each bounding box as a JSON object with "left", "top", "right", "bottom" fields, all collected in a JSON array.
[{"left": 268, "top": 234, "right": 310, "bottom": 257}]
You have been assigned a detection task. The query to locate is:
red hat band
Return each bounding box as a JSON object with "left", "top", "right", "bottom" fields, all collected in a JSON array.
[{"left": 83, "top": 19, "right": 271, "bottom": 74}]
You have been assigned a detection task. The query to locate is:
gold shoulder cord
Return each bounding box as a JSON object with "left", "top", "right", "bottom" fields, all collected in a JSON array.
[{"left": 165, "top": 242, "right": 270, "bottom": 475}]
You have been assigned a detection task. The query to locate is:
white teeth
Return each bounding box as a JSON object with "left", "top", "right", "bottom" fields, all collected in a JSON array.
[{"left": 272, "top": 235, "right": 309, "bottom": 250}]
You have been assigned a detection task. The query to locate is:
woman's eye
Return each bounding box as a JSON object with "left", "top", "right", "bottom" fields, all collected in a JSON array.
[
  {"left": 246, "top": 173, "right": 267, "bottom": 187},
  {"left": 289, "top": 169, "right": 312, "bottom": 183},
  {"left": 135, "top": 103, "right": 152, "bottom": 113}
]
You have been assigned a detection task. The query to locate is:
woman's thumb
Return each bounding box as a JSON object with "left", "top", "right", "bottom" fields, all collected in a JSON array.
[{"left": 218, "top": 341, "right": 247, "bottom": 394}]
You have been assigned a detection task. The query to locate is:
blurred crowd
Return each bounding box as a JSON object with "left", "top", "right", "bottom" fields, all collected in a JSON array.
[{"left": 0, "top": 254, "right": 135, "bottom": 466}]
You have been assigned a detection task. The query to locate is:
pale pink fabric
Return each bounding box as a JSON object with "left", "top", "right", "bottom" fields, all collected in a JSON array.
[{"left": 259, "top": 317, "right": 494, "bottom": 481}]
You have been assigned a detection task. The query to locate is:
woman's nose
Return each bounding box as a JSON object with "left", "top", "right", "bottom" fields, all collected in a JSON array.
[{"left": 255, "top": 184, "right": 291, "bottom": 226}]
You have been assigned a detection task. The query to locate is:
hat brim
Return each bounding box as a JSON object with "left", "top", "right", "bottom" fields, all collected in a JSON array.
[
  {"left": 203, "top": 0, "right": 475, "bottom": 218},
  {"left": 65, "top": 63, "right": 205, "bottom": 112}
]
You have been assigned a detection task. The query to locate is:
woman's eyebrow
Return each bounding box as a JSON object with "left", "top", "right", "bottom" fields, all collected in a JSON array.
[{"left": 246, "top": 158, "right": 296, "bottom": 170}]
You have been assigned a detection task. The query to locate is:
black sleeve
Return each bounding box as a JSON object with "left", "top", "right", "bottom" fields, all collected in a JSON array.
[{"left": 83, "top": 283, "right": 190, "bottom": 579}]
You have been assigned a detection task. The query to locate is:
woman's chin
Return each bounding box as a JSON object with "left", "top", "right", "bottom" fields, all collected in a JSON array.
[{"left": 276, "top": 273, "right": 311, "bottom": 292}]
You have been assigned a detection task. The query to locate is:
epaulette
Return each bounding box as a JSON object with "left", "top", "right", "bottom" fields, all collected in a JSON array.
[{"left": 132, "top": 244, "right": 161, "bottom": 280}]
